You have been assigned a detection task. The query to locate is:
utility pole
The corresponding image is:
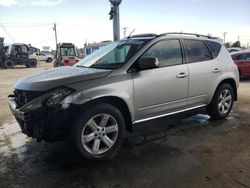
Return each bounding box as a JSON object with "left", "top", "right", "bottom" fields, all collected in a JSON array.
[
  {"left": 222, "top": 32, "right": 227, "bottom": 44},
  {"left": 53, "top": 23, "right": 58, "bottom": 50},
  {"left": 109, "top": 0, "right": 122, "bottom": 41}
]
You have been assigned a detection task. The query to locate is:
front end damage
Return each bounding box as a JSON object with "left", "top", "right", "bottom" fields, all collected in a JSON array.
[{"left": 8, "top": 87, "right": 75, "bottom": 142}]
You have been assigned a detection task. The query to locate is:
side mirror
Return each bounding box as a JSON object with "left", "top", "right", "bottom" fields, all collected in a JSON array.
[{"left": 137, "top": 56, "right": 159, "bottom": 70}]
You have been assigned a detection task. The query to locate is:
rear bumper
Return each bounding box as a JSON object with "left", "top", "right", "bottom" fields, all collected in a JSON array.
[{"left": 8, "top": 98, "right": 69, "bottom": 141}]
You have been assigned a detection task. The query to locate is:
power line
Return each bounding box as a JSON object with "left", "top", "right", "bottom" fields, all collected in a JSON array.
[
  {"left": 0, "top": 22, "right": 53, "bottom": 27},
  {"left": 0, "top": 22, "right": 15, "bottom": 43},
  {"left": 32, "top": 34, "right": 55, "bottom": 45}
]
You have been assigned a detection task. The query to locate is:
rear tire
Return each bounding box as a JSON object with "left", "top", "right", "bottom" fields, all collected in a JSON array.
[
  {"left": 207, "top": 84, "right": 234, "bottom": 120},
  {"left": 71, "top": 104, "right": 126, "bottom": 161},
  {"left": 4, "top": 60, "right": 14, "bottom": 69},
  {"left": 46, "top": 58, "right": 52, "bottom": 63}
]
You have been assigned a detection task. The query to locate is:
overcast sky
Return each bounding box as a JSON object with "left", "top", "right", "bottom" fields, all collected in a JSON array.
[{"left": 0, "top": 0, "right": 250, "bottom": 50}]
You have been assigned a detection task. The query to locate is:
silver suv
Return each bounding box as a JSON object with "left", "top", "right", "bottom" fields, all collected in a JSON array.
[{"left": 9, "top": 33, "right": 239, "bottom": 160}]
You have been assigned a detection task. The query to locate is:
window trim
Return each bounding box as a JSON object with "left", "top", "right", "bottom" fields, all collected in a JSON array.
[{"left": 183, "top": 39, "right": 213, "bottom": 64}]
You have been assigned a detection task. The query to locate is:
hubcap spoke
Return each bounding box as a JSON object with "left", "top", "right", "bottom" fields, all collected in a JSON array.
[
  {"left": 225, "top": 95, "right": 232, "bottom": 102},
  {"left": 218, "top": 101, "right": 222, "bottom": 109},
  {"left": 99, "top": 114, "right": 110, "bottom": 127},
  {"left": 92, "top": 139, "right": 101, "bottom": 154},
  {"left": 221, "top": 104, "right": 225, "bottom": 114},
  {"left": 106, "top": 124, "right": 118, "bottom": 134},
  {"left": 101, "top": 135, "right": 114, "bottom": 148},
  {"left": 82, "top": 132, "right": 95, "bottom": 143},
  {"left": 88, "top": 119, "right": 98, "bottom": 131},
  {"left": 219, "top": 94, "right": 223, "bottom": 100},
  {"left": 224, "top": 102, "right": 230, "bottom": 109},
  {"left": 223, "top": 90, "right": 228, "bottom": 97}
]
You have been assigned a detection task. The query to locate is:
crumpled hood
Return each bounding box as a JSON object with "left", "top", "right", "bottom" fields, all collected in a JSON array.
[{"left": 14, "top": 66, "right": 112, "bottom": 91}]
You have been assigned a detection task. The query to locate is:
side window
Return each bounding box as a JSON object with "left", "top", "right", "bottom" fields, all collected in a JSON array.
[
  {"left": 142, "top": 39, "right": 182, "bottom": 67},
  {"left": 21, "top": 45, "right": 27, "bottom": 54},
  {"left": 231, "top": 55, "right": 237, "bottom": 60},
  {"left": 205, "top": 40, "right": 222, "bottom": 57},
  {"left": 184, "top": 39, "right": 212, "bottom": 63},
  {"left": 247, "top": 54, "right": 250, "bottom": 60},
  {"left": 238, "top": 54, "right": 247, "bottom": 60}
]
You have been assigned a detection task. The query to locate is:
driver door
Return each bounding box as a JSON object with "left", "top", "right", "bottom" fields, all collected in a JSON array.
[{"left": 132, "top": 39, "right": 189, "bottom": 121}]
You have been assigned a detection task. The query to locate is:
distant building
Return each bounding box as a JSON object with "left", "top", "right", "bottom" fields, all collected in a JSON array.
[{"left": 84, "top": 41, "right": 112, "bottom": 56}]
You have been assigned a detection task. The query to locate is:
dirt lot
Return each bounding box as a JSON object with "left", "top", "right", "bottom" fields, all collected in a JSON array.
[
  {"left": 0, "top": 63, "right": 53, "bottom": 126},
  {"left": 0, "top": 64, "right": 250, "bottom": 188}
]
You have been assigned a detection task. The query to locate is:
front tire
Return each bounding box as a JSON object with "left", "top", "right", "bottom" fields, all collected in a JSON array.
[
  {"left": 72, "top": 104, "right": 126, "bottom": 160},
  {"left": 207, "top": 84, "right": 234, "bottom": 120},
  {"left": 4, "top": 60, "right": 14, "bottom": 69}
]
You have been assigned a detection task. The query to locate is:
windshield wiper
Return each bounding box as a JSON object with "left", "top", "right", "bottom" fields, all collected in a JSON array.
[
  {"left": 90, "top": 65, "right": 112, "bottom": 69},
  {"left": 76, "top": 65, "right": 88, "bottom": 68}
]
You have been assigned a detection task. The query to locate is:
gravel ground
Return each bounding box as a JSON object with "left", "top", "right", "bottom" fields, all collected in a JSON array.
[{"left": 0, "top": 64, "right": 250, "bottom": 188}]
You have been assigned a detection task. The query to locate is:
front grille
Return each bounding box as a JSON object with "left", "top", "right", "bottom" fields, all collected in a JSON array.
[{"left": 14, "top": 89, "right": 44, "bottom": 107}]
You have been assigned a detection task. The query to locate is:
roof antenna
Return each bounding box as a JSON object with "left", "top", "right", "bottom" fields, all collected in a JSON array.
[{"left": 128, "top": 29, "right": 135, "bottom": 38}]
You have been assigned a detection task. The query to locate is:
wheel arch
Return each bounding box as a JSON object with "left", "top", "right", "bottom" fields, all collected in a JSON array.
[
  {"left": 73, "top": 96, "right": 133, "bottom": 133},
  {"left": 238, "top": 68, "right": 241, "bottom": 78},
  {"left": 214, "top": 78, "right": 237, "bottom": 101}
]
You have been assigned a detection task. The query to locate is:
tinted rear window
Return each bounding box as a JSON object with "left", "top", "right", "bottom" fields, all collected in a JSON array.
[
  {"left": 205, "top": 40, "right": 222, "bottom": 57},
  {"left": 184, "top": 39, "right": 212, "bottom": 63}
]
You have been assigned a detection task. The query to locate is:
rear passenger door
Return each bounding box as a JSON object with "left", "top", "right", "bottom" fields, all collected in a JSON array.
[{"left": 183, "top": 39, "right": 222, "bottom": 106}]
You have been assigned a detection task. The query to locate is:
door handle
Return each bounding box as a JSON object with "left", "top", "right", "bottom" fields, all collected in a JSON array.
[
  {"left": 176, "top": 73, "right": 188, "bottom": 78},
  {"left": 212, "top": 68, "right": 221, "bottom": 73}
]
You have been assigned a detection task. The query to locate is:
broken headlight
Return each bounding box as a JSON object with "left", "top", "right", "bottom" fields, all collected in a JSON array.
[
  {"left": 19, "top": 87, "right": 75, "bottom": 111},
  {"left": 46, "top": 87, "right": 75, "bottom": 107}
]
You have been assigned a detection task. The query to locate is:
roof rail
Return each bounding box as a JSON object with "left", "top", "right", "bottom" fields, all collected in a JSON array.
[
  {"left": 158, "top": 32, "right": 218, "bottom": 39},
  {"left": 128, "top": 33, "right": 158, "bottom": 39}
]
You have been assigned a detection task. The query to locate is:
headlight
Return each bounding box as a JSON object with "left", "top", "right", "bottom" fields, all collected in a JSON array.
[
  {"left": 20, "top": 87, "right": 75, "bottom": 111},
  {"left": 46, "top": 87, "right": 75, "bottom": 107}
]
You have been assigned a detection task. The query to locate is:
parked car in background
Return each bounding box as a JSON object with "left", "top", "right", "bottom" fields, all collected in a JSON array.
[
  {"left": 227, "top": 47, "right": 242, "bottom": 53},
  {"left": 29, "top": 52, "right": 54, "bottom": 63},
  {"left": 231, "top": 51, "right": 250, "bottom": 78}
]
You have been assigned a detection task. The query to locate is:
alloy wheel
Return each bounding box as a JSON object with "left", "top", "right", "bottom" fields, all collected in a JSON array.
[
  {"left": 81, "top": 113, "right": 119, "bottom": 155},
  {"left": 218, "top": 89, "right": 232, "bottom": 114}
]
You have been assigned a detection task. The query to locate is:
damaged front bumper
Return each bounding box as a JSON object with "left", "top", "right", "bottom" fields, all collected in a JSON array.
[{"left": 8, "top": 90, "right": 73, "bottom": 142}]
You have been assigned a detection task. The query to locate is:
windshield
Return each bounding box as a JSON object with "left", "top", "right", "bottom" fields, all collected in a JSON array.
[
  {"left": 60, "top": 47, "right": 77, "bottom": 56},
  {"left": 75, "top": 39, "right": 149, "bottom": 69}
]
